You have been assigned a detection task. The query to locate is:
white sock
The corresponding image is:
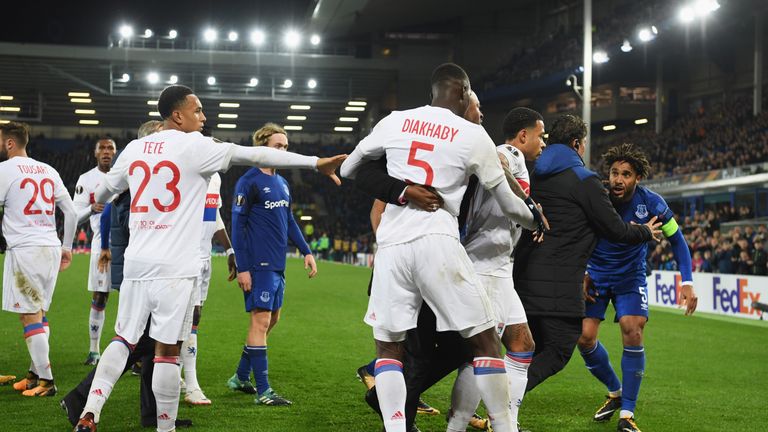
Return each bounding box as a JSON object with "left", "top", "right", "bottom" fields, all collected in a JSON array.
[
  {"left": 447, "top": 363, "right": 481, "bottom": 431},
  {"left": 504, "top": 351, "right": 532, "bottom": 424},
  {"left": 82, "top": 341, "right": 130, "bottom": 423},
  {"left": 181, "top": 332, "right": 199, "bottom": 392},
  {"left": 88, "top": 302, "right": 106, "bottom": 353},
  {"left": 25, "top": 330, "right": 52, "bottom": 380},
  {"left": 473, "top": 357, "right": 516, "bottom": 432},
  {"left": 374, "top": 359, "right": 406, "bottom": 432},
  {"left": 153, "top": 357, "right": 181, "bottom": 432},
  {"left": 620, "top": 409, "right": 634, "bottom": 419}
]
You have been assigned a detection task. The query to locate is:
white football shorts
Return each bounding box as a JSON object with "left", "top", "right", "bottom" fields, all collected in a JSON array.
[
  {"left": 478, "top": 274, "right": 527, "bottom": 336},
  {"left": 88, "top": 250, "right": 111, "bottom": 293},
  {"left": 2, "top": 246, "right": 61, "bottom": 313},
  {"left": 195, "top": 257, "right": 212, "bottom": 306},
  {"left": 365, "top": 234, "right": 495, "bottom": 342},
  {"left": 115, "top": 277, "right": 197, "bottom": 345}
]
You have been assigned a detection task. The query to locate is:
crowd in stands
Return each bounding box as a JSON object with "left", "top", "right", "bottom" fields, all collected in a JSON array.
[
  {"left": 591, "top": 93, "right": 768, "bottom": 179},
  {"left": 648, "top": 206, "right": 768, "bottom": 276}
]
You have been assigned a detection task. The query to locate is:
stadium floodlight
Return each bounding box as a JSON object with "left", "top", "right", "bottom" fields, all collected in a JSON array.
[
  {"left": 218, "top": 113, "right": 238, "bottom": 119},
  {"left": 68, "top": 92, "right": 90, "bottom": 98},
  {"left": 79, "top": 119, "right": 99, "bottom": 125},
  {"left": 169, "top": 75, "right": 178, "bottom": 84},
  {"left": 203, "top": 28, "right": 217, "bottom": 42},
  {"left": 248, "top": 77, "right": 259, "bottom": 87},
  {"left": 148, "top": 111, "right": 160, "bottom": 117},
  {"left": 284, "top": 125, "right": 303, "bottom": 131},
  {"left": 286, "top": 115, "right": 307, "bottom": 121},
  {"left": 694, "top": 0, "right": 720, "bottom": 17},
  {"left": 621, "top": 39, "right": 633, "bottom": 53},
  {"left": 228, "top": 31, "right": 238, "bottom": 42},
  {"left": 0, "top": 107, "right": 21, "bottom": 112},
  {"left": 147, "top": 72, "right": 159, "bottom": 84},
  {"left": 339, "top": 117, "right": 359, "bottom": 122},
  {"left": 168, "top": 29, "right": 178, "bottom": 39},
  {"left": 144, "top": 29, "right": 153, "bottom": 38},
  {"left": 70, "top": 98, "right": 92, "bottom": 103},
  {"left": 0, "top": 95, "right": 13, "bottom": 101},
  {"left": 300, "top": 215, "right": 312, "bottom": 221},
  {"left": 207, "top": 76, "right": 216, "bottom": 85},
  {"left": 120, "top": 73, "right": 130, "bottom": 82},
  {"left": 119, "top": 25, "right": 133, "bottom": 39},
  {"left": 307, "top": 79, "right": 317, "bottom": 89},
  {"left": 593, "top": 51, "right": 610, "bottom": 63},
  {"left": 284, "top": 30, "right": 301, "bottom": 49},
  {"left": 219, "top": 102, "right": 240, "bottom": 108},
  {"left": 310, "top": 34, "right": 321, "bottom": 46},
  {"left": 635, "top": 118, "right": 649, "bottom": 125},
  {"left": 638, "top": 27, "right": 656, "bottom": 42},
  {"left": 290, "top": 105, "right": 311, "bottom": 110},
  {"left": 147, "top": 100, "right": 158, "bottom": 105},
  {"left": 602, "top": 124, "right": 617, "bottom": 131},
  {"left": 217, "top": 123, "right": 236, "bottom": 129},
  {"left": 250, "top": 30, "right": 266, "bottom": 45},
  {"left": 348, "top": 101, "right": 367, "bottom": 106},
  {"left": 283, "top": 79, "right": 293, "bottom": 88},
  {"left": 345, "top": 106, "right": 365, "bottom": 112},
  {"left": 75, "top": 109, "right": 96, "bottom": 115},
  {"left": 334, "top": 126, "right": 353, "bottom": 132},
  {"left": 679, "top": 6, "right": 695, "bottom": 24}
]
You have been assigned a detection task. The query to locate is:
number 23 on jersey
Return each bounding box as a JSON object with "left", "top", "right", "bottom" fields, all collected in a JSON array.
[{"left": 129, "top": 160, "right": 181, "bottom": 213}]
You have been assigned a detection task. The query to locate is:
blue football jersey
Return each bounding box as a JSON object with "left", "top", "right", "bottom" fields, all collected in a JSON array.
[
  {"left": 587, "top": 185, "right": 673, "bottom": 288},
  {"left": 231, "top": 168, "right": 311, "bottom": 273}
]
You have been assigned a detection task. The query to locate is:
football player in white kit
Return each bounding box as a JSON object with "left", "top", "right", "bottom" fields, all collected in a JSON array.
[
  {"left": 448, "top": 107, "right": 547, "bottom": 431},
  {"left": 0, "top": 121, "right": 78, "bottom": 397},
  {"left": 75, "top": 85, "right": 346, "bottom": 432},
  {"left": 340, "top": 63, "right": 543, "bottom": 432},
  {"left": 73, "top": 138, "right": 117, "bottom": 366},
  {"left": 180, "top": 166, "right": 236, "bottom": 406}
]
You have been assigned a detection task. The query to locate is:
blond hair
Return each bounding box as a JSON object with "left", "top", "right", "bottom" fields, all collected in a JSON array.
[
  {"left": 252, "top": 123, "right": 286, "bottom": 147},
  {"left": 138, "top": 120, "right": 163, "bottom": 138}
]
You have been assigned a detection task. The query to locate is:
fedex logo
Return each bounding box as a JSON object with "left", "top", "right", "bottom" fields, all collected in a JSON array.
[
  {"left": 713, "top": 277, "right": 761, "bottom": 316},
  {"left": 654, "top": 273, "right": 682, "bottom": 306},
  {"left": 264, "top": 200, "right": 289, "bottom": 210}
]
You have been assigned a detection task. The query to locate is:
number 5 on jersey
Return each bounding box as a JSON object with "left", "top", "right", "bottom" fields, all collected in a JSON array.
[{"left": 407, "top": 140, "right": 435, "bottom": 186}]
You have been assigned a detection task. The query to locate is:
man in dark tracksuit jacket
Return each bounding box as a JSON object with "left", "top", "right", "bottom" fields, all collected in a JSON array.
[{"left": 513, "top": 115, "right": 659, "bottom": 392}]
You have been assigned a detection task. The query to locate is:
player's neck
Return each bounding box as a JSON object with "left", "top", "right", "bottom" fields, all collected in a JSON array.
[
  {"left": 430, "top": 99, "right": 462, "bottom": 116},
  {"left": 97, "top": 165, "right": 110, "bottom": 173},
  {"left": 8, "top": 149, "right": 27, "bottom": 159},
  {"left": 260, "top": 167, "right": 276, "bottom": 176}
]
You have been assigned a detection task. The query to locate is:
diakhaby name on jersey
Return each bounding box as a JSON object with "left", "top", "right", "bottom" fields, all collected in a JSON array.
[
  {"left": 16, "top": 164, "right": 49, "bottom": 175},
  {"left": 401, "top": 118, "right": 460, "bottom": 142},
  {"left": 264, "top": 199, "right": 289, "bottom": 210}
]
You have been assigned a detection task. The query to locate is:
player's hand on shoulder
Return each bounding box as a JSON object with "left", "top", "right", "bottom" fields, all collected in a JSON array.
[
  {"left": 405, "top": 185, "right": 443, "bottom": 212},
  {"left": 680, "top": 283, "right": 698, "bottom": 316},
  {"left": 317, "top": 154, "right": 348, "bottom": 186},
  {"left": 305, "top": 254, "right": 317, "bottom": 278},
  {"left": 237, "top": 271, "right": 252, "bottom": 293},
  {"left": 60, "top": 249, "right": 73, "bottom": 272}
]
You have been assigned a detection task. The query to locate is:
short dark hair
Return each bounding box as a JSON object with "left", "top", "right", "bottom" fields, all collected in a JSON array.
[
  {"left": 502, "top": 107, "right": 543, "bottom": 140},
  {"left": 547, "top": 114, "right": 587, "bottom": 146},
  {"left": 0, "top": 121, "right": 30, "bottom": 148},
  {"left": 430, "top": 63, "right": 469, "bottom": 87},
  {"left": 158, "top": 85, "right": 194, "bottom": 119},
  {"left": 602, "top": 143, "right": 651, "bottom": 178}
]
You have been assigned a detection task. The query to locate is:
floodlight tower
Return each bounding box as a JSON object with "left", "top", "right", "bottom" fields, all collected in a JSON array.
[{"left": 583, "top": 0, "right": 592, "bottom": 168}]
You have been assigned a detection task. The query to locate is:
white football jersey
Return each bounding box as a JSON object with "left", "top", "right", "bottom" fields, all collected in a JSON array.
[
  {"left": 104, "top": 129, "right": 234, "bottom": 280},
  {"left": 352, "top": 105, "right": 505, "bottom": 247},
  {"left": 0, "top": 156, "right": 69, "bottom": 249},
  {"left": 199, "top": 172, "right": 222, "bottom": 260},
  {"left": 73, "top": 166, "right": 108, "bottom": 248},
  {"left": 463, "top": 145, "right": 530, "bottom": 277}
]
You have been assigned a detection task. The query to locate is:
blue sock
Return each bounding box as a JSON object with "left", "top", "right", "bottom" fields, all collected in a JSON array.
[
  {"left": 579, "top": 341, "right": 621, "bottom": 393},
  {"left": 620, "top": 345, "right": 645, "bottom": 414},
  {"left": 364, "top": 358, "right": 376, "bottom": 376},
  {"left": 247, "top": 345, "right": 270, "bottom": 395},
  {"left": 235, "top": 346, "right": 251, "bottom": 381}
]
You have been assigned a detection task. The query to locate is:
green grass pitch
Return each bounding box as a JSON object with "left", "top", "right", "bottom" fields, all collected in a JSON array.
[{"left": 1, "top": 254, "right": 766, "bottom": 431}]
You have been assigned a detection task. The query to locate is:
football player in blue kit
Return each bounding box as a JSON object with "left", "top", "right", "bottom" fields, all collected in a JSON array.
[
  {"left": 577, "top": 143, "right": 698, "bottom": 432},
  {"left": 227, "top": 123, "right": 317, "bottom": 406}
]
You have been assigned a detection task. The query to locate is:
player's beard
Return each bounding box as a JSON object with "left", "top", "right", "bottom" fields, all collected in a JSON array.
[{"left": 0, "top": 144, "right": 8, "bottom": 162}]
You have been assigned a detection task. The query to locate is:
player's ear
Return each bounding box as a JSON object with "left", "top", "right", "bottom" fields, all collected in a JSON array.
[{"left": 518, "top": 128, "right": 527, "bottom": 143}]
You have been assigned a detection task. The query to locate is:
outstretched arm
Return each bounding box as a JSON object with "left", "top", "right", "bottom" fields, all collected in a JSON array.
[{"left": 665, "top": 219, "right": 697, "bottom": 315}]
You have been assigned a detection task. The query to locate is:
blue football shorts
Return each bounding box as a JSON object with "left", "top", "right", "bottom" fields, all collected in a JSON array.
[{"left": 244, "top": 271, "right": 285, "bottom": 312}]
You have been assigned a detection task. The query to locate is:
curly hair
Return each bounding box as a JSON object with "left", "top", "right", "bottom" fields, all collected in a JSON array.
[
  {"left": 602, "top": 143, "right": 651, "bottom": 178},
  {"left": 252, "top": 123, "right": 287, "bottom": 147}
]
